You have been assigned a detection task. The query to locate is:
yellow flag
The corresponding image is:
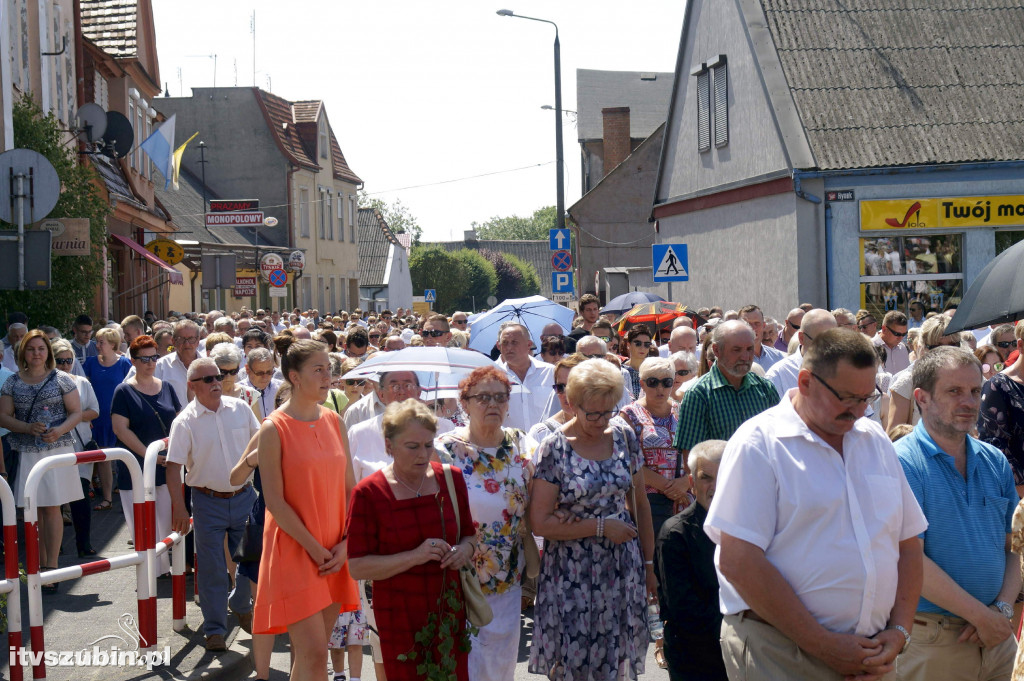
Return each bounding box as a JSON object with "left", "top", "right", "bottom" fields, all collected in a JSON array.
[{"left": 171, "top": 131, "right": 199, "bottom": 190}]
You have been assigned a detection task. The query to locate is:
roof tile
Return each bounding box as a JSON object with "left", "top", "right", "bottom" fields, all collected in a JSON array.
[{"left": 81, "top": 0, "right": 137, "bottom": 58}]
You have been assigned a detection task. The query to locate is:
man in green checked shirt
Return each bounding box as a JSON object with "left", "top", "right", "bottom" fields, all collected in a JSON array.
[{"left": 673, "top": 320, "right": 781, "bottom": 469}]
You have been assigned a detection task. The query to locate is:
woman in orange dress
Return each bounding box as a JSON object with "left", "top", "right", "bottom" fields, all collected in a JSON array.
[{"left": 253, "top": 337, "right": 360, "bottom": 680}]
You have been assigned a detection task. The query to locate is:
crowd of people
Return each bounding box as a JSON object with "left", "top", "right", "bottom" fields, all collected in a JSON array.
[{"left": 2, "top": 293, "right": 1024, "bottom": 681}]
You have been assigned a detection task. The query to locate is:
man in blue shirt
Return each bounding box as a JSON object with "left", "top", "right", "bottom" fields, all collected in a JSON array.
[{"left": 895, "top": 347, "right": 1020, "bottom": 681}]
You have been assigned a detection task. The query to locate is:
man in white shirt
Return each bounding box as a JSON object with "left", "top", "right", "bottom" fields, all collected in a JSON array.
[
  {"left": 153, "top": 320, "right": 201, "bottom": 405},
  {"left": 1, "top": 323, "right": 26, "bottom": 372},
  {"left": 496, "top": 323, "right": 553, "bottom": 432},
  {"left": 765, "top": 309, "right": 837, "bottom": 397},
  {"left": 707, "top": 328, "right": 926, "bottom": 680},
  {"left": 166, "top": 357, "right": 260, "bottom": 652}
]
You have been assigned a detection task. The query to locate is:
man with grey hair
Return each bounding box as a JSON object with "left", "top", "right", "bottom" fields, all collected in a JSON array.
[
  {"left": 673, "top": 320, "right": 780, "bottom": 458},
  {"left": 655, "top": 439, "right": 728, "bottom": 681},
  {"left": 144, "top": 319, "right": 201, "bottom": 405},
  {"left": 765, "top": 309, "right": 838, "bottom": 397},
  {"left": 894, "top": 347, "right": 1020, "bottom": 680},
  {"left": 213, "top": 316, "right": 236, "bottom": 337},
  {"left": 661, "top": 324, "right": 698, "bottom": 358},
  {"left": 1, "top": 322, "right": 27, "bottom": 371},
  {"left": 497, "top": 322, "right": 553, "bottom": 431},
  {"left": 166, "top": 356, "right": 260, "bottom": 650}
]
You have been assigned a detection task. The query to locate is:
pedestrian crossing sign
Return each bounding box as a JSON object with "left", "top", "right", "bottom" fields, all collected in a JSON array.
[
  {"left": 424, "top": 289, "right": 436, "bottom": 303},
  {"left": 652, "top": 244, "right": 689, "bottom": 282}
]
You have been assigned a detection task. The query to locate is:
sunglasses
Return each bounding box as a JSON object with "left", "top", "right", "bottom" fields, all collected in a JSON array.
[
  {"left": 465, "top": 392, "right": 509, "bottom": 405},
  {"left": 788, "top": 320, "right": 801, "bottom": 330},
  {"left": 552, "top": 383, "right": 567, "bottom": 394},
  {"left": 452, "top": 319, "right": 468, "bottom": 325},
  {"left": 995, "top": 340, "right": 1017, "bottom": 349},
  {"left": 884, "top": 325, "right": 908, "bottom": 338},
  {"left": 220, "top": 367, "right": 240, "bottom": 376},
  {"left": 369, "top": 334, "right": 381, "bottom": 341},
  {"left": 344, "top": 379, "right": 366, "bottom": 387},
  {"left": 55, "top": 357, "right": 74, "bottom": 366},
  {"left": 133, "top": 354, "right": 159, "bottom": 364},
  {"left": 631, "top": 340, "right": 654, "bottom": 348},
  {"left": 190, "top": 374, "right": 225, "bottom": 384},
  {"left": 249, "top": 369, "right": 275, "bottom": 378},
  {"left": 349, "top": 338, "right": 367, "bottom": 348},
  {"left": 422, "top": 329, "right": 447, "bottom": 337},
  {"left": 644, "top": 377, "right": 674, "bottom": 389}
]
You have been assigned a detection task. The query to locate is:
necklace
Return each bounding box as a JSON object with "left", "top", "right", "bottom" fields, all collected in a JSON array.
[{"left": 392, "top": 467, "right": 428, "bottom": 497}]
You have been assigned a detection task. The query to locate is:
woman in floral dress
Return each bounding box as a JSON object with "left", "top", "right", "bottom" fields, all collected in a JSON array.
[
  {"left": 436, "top": 365, "right": 534, "bottom": 681},
  {"left": 528, "top": 359, "right": 655, "bottom": 681}
]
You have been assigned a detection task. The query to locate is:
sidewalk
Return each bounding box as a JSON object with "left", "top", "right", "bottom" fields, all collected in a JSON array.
[{"left": 1, "top": 496, "right": 253, "bottom": 681}]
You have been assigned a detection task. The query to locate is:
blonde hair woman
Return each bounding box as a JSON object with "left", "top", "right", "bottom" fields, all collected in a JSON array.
[{"left": 83, "top": 326, "right": 132, "bottom": 511}]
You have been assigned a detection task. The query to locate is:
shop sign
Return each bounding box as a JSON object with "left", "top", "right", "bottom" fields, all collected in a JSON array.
[
  {"left": 259, "top": 252, "right": 284, "bottom": 282},
  {"left": 209, "top": 199, "right": 259, "bottom": 212},
  {"left": 31, "top": 218, "right": 90, "bottom": 256},
  {"left": 144, "top": 237, "right": 184, "bottom": 265},
  {"left": 861, "top": 195, "right": 1024, "bottom": 230},
  {"left": 234, "top": 276, "right": 257, "bottom": 297},
  {"left": 287, "top": 250, "right": 305, "bottom": 271}
]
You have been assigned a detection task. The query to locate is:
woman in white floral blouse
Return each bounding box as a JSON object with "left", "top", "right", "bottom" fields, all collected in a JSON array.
[{"left": 435, "top": 365, "right": 535, "bottom": 681}]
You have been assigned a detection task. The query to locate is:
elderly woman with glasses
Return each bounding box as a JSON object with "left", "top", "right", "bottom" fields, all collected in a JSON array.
[
  {"left": 623, "top": 324, "right": 655, "bottom": 400},
  {"left": 528, "top": 359, "right": 655, "bottom": 680},
  {"left": 209, "top": 343, "right": 257, "bottom": 408},
  {"left": 435, "top": 365, "right": 536, "bottom": 681},
  {"left": 671, "top": 350, "right": 699, "bottom": 401},
  {"left": 617, "top": 357, "right": 688, "bottom": 537}
]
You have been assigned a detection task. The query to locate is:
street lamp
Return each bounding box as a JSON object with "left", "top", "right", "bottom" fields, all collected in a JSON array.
[{"left": 497, "top": 9, "right": 565, "bottom": 231}]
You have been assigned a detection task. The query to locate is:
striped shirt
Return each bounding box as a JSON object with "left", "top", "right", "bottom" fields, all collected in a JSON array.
[
  {"left": 672, "top": 364, "right": 780, "bottom": 451},
  {"left": 895, "top": 420, "right": 1018, "bottom": 616}
]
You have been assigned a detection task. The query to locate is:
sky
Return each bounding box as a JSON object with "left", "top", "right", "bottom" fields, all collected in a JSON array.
[{"left": 152, "top": 1, "right": 687, "bottom": 243}]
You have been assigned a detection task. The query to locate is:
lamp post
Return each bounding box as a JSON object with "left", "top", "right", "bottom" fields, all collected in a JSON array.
[{"left": 497, "top": 9, "right": 564, "bottom": 231}]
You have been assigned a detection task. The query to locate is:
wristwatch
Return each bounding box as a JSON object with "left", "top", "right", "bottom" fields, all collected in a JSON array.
[
  {"left": 885, "top": 624, "right": 911, "bottom": 654},
  {"left": 993, "top": 600, "right": 1014, "bottom": 619}
]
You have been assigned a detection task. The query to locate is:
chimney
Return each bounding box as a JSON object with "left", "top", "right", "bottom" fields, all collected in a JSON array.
[{"left": 602, "top": 106, "right": 631, "bottom": 176}]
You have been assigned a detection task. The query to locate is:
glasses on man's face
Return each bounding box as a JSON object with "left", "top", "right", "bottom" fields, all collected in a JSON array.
[
  {"left": 810, "top": 372, "right": 880, "bottom": 408},
  {"left": 632, "top": 340, "right": 653, "bottom": 348},
  {"left": 344, "top": 379, "right": 365, "bottom": 387},
  {"left": 788, "top": 320, "right": 801, "bottom": 331},
  {"left": 465, "top": 392, "right": 509, "bottom": 405},
  {"left": 675, "top": 369, "right": 692, "bottom": 377},
  {"left": 422, "top": 329, "right": 447, "bottom": 338},
  {"left": 250, "top": 369, "right": 275, "bottom": 378},
  {"left": 190, "top": 374, "right": 225, "bottom": 384},
  {"left": 995, "top": 340, "right": 1017, "bottom": 349},
  {"left": 884, "top": 325, "right": 908, "bottom": 338},
  {"left": 552, "top": 383, "right": 567, "bottom": 394},
  {"left": 174, "top": 335, "right": 199, "bottom": 345},
  {"left": 452, "top": 319, "right": 468, "bottom": 326},
  {"left": 369, "top": 334, "right": 381, "bottom": 341},
  {"left": 220, "top": 367, "right": 240, "bottom": 376},
  {"left": 349, "top": 338, "right": 367, "bottom": 348},
  {"left": 133, "top": 354, "right": 159, "bottom": 364},
  {"left": 857, "top": 320, "right": 876, "bottom": 331},
  {"left": 385, "top": 381, "right": 417, "bottom": 393},
  {"left": 644, "top": 377, "right": 674, "bottom": 389},
  {"left": 55, "top": 357, "right": 74, "bottom": 366},
  {"left": 583, "top": 409, "right": 617, "bottom": 422}
]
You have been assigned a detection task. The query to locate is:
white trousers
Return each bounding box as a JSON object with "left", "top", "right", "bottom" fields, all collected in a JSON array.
[{"left": 468, "top": 586, "right": 522, "bottom": 681}]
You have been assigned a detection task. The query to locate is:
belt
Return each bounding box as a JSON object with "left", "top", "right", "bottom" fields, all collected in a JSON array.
[
  {"left": 193, "top": 482, "right": 251, "bottom": 499},
  {"left": 913, "top": 612, "right": 967, "bottom": 629}
]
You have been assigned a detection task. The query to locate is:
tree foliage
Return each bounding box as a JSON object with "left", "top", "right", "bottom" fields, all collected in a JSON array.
[
  {"left": 409, "top": 246, "right": 498, "bottom": 314},
  {"left": 472, "top": 205, "right": 557, "bottom": 241},
  {"left": 358, "top": 191, "right": 423, "bottom": 245},
  {"left": 479, "top": 249, "right": 540, "bottom": 301},
  {"left": 451, "top": 249, "right": 497, "bottom": 312},
  {"left": 0, "top": 95, "right": 110, "bottom": 332}
]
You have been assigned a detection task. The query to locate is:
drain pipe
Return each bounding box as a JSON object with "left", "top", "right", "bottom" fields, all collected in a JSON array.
[{"left": 793, "top": 173, "right": 829, "bottom": 308}]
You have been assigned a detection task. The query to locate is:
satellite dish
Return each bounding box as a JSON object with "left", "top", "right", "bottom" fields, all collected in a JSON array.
[
  {"left": 100, "top": 112, "right": 134, "bottom": 159},
  {"left": 0, "top": 149, "right": 61, "bottom": 224},
  {"left": 75, "top": 103, "right": 107, "bottom": 143}
]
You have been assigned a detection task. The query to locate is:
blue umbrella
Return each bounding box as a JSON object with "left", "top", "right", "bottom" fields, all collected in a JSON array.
[
  {"left": 468, "top": 295, "right": 576, "bottom": 354},
  {"left": 600, "top": 291, "right": 666, "bottom": 316}
]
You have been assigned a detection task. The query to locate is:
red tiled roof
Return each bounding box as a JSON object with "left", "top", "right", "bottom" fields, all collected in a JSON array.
[
  {"left": 329, "top": 130, "right": 361, "bottom": 184},
  {"left": 252, "top": 88, "right": 319, "bottom": 171},
  {"left": 292, "top": 100, "right": 321, "bottom": 122},
  {"left": 81, "top": 0, "right": 137, "bottom": 58}
]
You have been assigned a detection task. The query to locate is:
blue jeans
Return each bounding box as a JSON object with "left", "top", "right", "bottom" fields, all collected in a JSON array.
[{"left": 191, "top": 486, "right": 256, "bottom": 637}]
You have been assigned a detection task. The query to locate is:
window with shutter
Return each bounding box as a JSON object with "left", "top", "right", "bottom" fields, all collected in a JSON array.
[
  {"left": 713, "top": 58, "right": 728, "bottom": 148},
  {"left": 696, "top": 68, "right": 710, "bottom": 153}
]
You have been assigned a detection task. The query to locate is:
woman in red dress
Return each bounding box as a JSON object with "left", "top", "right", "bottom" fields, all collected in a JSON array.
[{"left": 348, "top": 399, "right": 476, "bottom": 681}]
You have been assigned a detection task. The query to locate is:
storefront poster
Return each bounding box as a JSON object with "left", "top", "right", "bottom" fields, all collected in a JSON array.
[{"left": 861, "top": 195, "right": 1024, "bottom": 230}]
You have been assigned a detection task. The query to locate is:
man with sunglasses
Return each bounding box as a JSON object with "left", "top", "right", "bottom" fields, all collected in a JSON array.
[
  {"left": 873, "top": 310, "right": 911, "bottom": 375},
  {"left": 166, "top": 357, "right": 260, "bottom": 651},
  {"left": 421, "top": 314, "right": 451, "bottom": 348},
  {"left": 983, "top": 323, "right": 1017, "bottom": 364},
  {"left": 773, "top": 308, "right": 805, "bottom": 352},
  {"left": 765, "top": 309, "right": 837, "bottom": 397},
  {"left": 708, "top": 329, "right": 926, "bottom": 681},
  {"left": 450, "top": 311, "right": 469, "bottom": 333}
]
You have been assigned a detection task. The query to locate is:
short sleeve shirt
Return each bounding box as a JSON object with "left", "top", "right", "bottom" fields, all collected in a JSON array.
[
  {"left": 2, "top": 370, "right": 77, "bottom": 452},
  {"left": 672, "top": 364, "right": 780, "bottom": 451}
]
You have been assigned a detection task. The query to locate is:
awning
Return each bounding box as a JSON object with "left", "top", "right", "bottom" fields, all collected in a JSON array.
[{"left": 111, "top": 234, "right": 184, "bottom": 285}]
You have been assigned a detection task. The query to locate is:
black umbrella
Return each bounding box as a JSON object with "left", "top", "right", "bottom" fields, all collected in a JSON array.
[
  {"left": 600, "top": 291, "right": 665, "bottom": 316},
  {"left": 945, "top": 239, "right": 1024, "bottom": 334}
]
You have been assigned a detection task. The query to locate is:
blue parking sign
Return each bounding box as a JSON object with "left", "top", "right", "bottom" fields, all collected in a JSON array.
[{"left": 552, "top": 271, "right": 574, "bottom": 294}]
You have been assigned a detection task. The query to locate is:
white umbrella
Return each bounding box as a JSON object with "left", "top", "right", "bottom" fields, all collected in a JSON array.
[
  {"left": 468, "top": 295, "right": 575, "bottom": 354},
  {"left": 340, "top": 346, "right": 497, "bottom": 381}
]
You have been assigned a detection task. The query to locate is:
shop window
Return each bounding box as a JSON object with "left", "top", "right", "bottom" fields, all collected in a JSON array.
[
  {"left": 996, "top": 230, "right": 1024, "bottom": 255},
  {"left": 859, "top": 234, "right": 963, "bottom": 319}
]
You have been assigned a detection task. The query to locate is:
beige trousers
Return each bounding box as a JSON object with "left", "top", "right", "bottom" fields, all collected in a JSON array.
[
  {"left": 721, "top": 612, "right": 895, "bottom": 681},
  {"left": 896, "top": 612, "right": 1016, "bottom": 681}
]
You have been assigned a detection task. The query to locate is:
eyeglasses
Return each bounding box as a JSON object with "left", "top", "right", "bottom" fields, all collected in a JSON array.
[
  {"left": 644, "top": 377, "right": 674, "bottom": 389},
  {"left": 995, "top": 340, "right": 1017, "bottom": 349},
  {"left": 581, "top": 353, "right": 604, "bottom": 360},
  {"left": 190, "top": 374, "right": 225, "bottom": 384},
  {"left": 583, "top": 409, "right": 617, "bottom": 422},
  {"left": 810, "top": 372, "right": 880, "bottom": 408},
  {"left": 368, "top": 334, "right": 381, "bottom": 341},
  {"left": 675, "top": 369, "right": 692, "bottom": 377},
  {"left": 787, "top": 320, "right": 801, "bottom": 330},
  {"left": 631, "top": 340, "right": 654, "bottom": 348},
  {"left": 465, "top": 392, "right": 509, "bottom": 405},
  {"left": 349, "top": 338, "right": 367, "bottom": 348},
  {"left": 857, "top": 320, "right": 876, "bottom": 331},
  {"left": 174, "top": 336, "right": 199, "bottom": 345},
  {"left": 422, "top": 329, "right": 447, "bottom": 337},
  {"left": 552, "top": 383, "right": 567, "bottom": 394},
  {"left": 452, "top": 319, "right": 468, "bottom": 325},
  {"left": 250, "top": 369, "right": 275, "bottom": 378},
  {"left": 385, "top": 381, "right": 418, "bottom": 393},
  {"left": 884, "top": 325, "right": 908, "bottom": 338},
  {"left": 133, "top": 354, "right": 159, "bottom": 364},
  {"left": 55, "top": 357, "right": 74, "bottom": 366},
  {"left": 220, "top": 367, "right": 240, "bottom": 376},
  {"left": 344, "top": 379, "right": 366, "bottom": 387}
]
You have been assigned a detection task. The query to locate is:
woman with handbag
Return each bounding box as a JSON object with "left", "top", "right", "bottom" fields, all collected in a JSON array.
[
  {"left": 527, "top": 359, "right": 655, "bottom": 681},
  {"left": 435, "top": 366, "right": 536, "bottom": 681},
  {"left": 348, "top": 399, "right": 477, "bottom": 681},
  {"left": 0, "top": 330, "right": 84, "bottom": 591},
  {"left": 82, "top": 326, "right": 132, "bottom": 512},
  {"left": 110, "top": 335, "right": 182, "bottom": 575},
  {"left": 617, "top": 357, "right": 689, "bottom": 538}
]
